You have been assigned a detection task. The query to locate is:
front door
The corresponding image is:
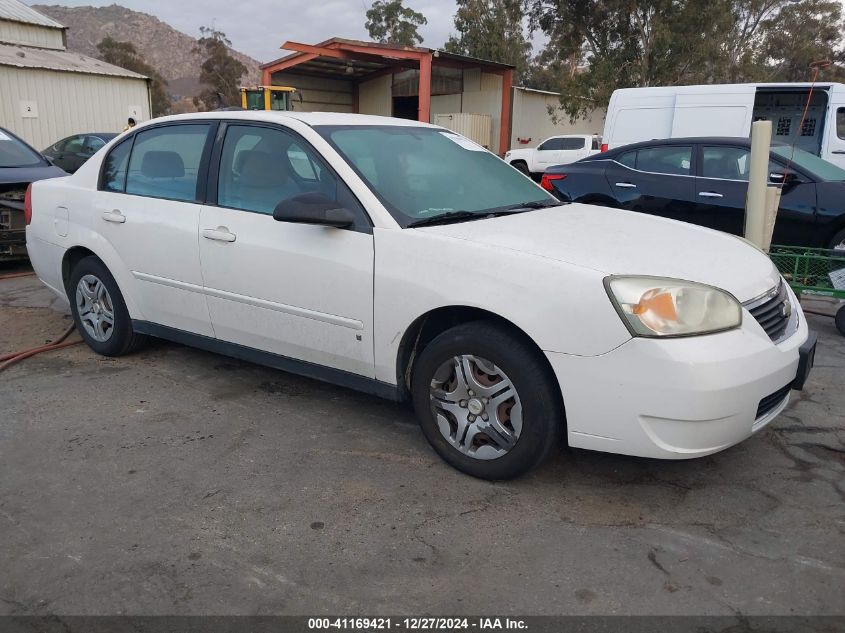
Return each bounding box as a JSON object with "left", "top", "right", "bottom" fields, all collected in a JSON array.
[
  {"left": 92, "top": 122, "right": 216, "bottom": 336},
  {"left": 694, "top": 144, "right": 818, "bottom": 246},
  {"left": 829, "top": 105, "right": 845, "bottom": 169},
  {"left": 198, "top": 123, "right": 375, "bottom": 377}
]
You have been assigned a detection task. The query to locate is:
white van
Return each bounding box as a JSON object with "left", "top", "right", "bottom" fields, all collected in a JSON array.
[{"left": 602, "top": 83, "right": 845, "bottom": 168}]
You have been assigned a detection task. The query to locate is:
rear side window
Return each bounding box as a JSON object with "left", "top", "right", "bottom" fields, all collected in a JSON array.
[
  {"left": 618, "top": 151, "right": 637, "bottom": 168},
  {"left": 838, "top": 108, "right": 844, "bottom": 140},
  {"left": 101, "top": 138, "right": 132, "bottom": 192},
  {"left": 701, "top": 146, "right": 750, "bottom": 180},
  {"left": 635, "top": 146, "right": 692, "bottom": 176},
  {"left": 125, "top": 124, "right": 211, "bottom": 202}
]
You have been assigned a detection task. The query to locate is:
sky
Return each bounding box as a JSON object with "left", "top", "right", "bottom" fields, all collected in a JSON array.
[{"left": 25, "top": 0, "right": 463, "bottom": 62}]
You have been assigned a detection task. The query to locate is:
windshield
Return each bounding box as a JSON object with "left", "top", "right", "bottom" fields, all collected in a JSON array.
[
  {"left": 771, "top": 145, "right": 845, "bottom": 181},
  {"left": 315, "top": 125, "right": 556, "bottom": 227},
  {"left": 0, "top": 129, "right": 45, "bottom": 168}
]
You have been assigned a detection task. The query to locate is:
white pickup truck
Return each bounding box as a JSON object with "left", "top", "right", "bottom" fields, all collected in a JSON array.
[{"left": 505, "top": 134, "right": 601, "bottom": 178}]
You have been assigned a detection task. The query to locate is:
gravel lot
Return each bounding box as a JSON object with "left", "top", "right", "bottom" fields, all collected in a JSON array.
[{"left": 1, "top": 266, "right": 843, "bottom": 616}]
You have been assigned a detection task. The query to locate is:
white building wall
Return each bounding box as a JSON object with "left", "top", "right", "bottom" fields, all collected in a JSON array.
[
  {"left": 0, "top": 66, "right": 150, "bottom": 149},
  {"left": 272, "top": 72, "right": 353, "bottom": 113},
  {"left": 358, "top": 74, "right": 391, "bottom": 116},
  {"left": 0, "top": 21, "right": 63, "bottom": 49},
  {"left": 510, "top": 87, "right": 606, "bottom": 150},
  {"left": 460, "top": 70, "right": 503, "bottom": 153}
]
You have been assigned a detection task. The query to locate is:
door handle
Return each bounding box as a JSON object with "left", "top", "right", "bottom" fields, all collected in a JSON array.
[
  {"left": 615, "top": 182, "right": 637, "bottom": 188},
  {"left": 698, "top": 191, "right": 724, "bottom": 198},
  {"left": 101, "top": 209, "right": 126, "bottom": 223},
  {"left": 832, "top": 150, "right": 845, "bottom": 155},
  {"left": 202, "top": 227, "right": 236, "bottom": 242}
]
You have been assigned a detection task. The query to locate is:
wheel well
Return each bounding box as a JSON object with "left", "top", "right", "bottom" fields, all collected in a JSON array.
[
  {"left": 61, "top": 246, "right": 97, "bottom": 292},
  {"left": 510, "top": 159, "right": 527, "bottom": 166},
  {"left": 395, "top": 306, "right": 564, "bottom": 414},
  {"left": 824, "top": 217, "right": 845, "bottom": 248}
]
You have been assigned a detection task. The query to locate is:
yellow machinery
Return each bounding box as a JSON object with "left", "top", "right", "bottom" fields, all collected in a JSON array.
[{"left": 240, "top": 85, "right": 296, "bottom": 111}]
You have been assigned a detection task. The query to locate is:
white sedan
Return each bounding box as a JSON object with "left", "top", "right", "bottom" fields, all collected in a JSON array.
[{"left": 25, "top": 111, "right": 816, "bottom": 479}]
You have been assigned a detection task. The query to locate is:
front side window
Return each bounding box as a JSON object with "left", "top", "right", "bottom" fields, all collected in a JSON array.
[
  {"left": 618, "top": 151, "right": 637, "bottom": 168},
  {"left": 316, "top": 125, "right": 554, "bottom": 226},
  {"left": 635, "top": 146, "right": 692, "bottom": 176},
  {"left": 217, "top": 124, "right": 338, "bottom": 214},
  {"left": 100, "top": 138, "right": 132, "bottom": 192},
  {"left": 85, "top": 136, "right": 106, "bottom": 154},
  {"left": 125, "top": 124, "right": 211, "bottom": 201}
]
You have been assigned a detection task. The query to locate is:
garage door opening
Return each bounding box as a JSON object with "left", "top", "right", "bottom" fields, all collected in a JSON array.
[{"left": 393, "top": 96, "right": 419, "bottom": 120}]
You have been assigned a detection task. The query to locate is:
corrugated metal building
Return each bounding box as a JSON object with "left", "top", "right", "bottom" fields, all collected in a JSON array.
[
  {"left": 510, "top": 87, "right": 605, "bottom": 149},
  {"left": 0, "top": 0, "right": 151, "bottom": 150}
]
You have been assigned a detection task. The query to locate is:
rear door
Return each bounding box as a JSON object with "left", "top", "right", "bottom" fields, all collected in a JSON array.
[
  {"left": 92, "top": 122, "right": 215, "bottom": 336},
  {"left": 606, "top": 144, "right": 696, "bottom": 220}
]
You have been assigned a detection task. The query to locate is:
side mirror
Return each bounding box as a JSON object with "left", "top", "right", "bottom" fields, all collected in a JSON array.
[{"left": 272, "top": 193, "right": 355, "bottom": 228}]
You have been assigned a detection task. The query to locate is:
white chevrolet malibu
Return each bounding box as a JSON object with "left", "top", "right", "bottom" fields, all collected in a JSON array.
[{"left": 25, "top": 112, "right": 816, "bottom": 479}]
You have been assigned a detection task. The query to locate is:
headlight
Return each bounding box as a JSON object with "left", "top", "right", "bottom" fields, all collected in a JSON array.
[{"left": 604, "top": 276, "right": 742, "bottom": 337}]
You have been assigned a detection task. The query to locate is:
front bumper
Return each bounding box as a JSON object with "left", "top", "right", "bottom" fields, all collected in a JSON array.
[{"left": 546, "top": 299, "right": 811, "bottom": 460}]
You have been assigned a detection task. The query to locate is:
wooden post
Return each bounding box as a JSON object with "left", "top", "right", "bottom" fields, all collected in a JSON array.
[
  {"left": 498, "top": 68, "right": 513, "bottom": 156},
  {"left": 418, "top": 53, "right": 432, "bottom": 123}
]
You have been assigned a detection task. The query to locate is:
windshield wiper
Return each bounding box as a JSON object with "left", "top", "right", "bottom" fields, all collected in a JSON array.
[
  {"left": 407, "top": 208, "right": 539, "bottom": 228},
  {"left": 505, "top": 199, "right": 563, "bottom": 211}
]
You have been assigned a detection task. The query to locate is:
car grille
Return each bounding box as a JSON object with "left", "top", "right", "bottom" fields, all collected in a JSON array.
[
  {"left": 745, "top": 282, "right": 791, "bottom": 342},
  {"left": 756, "top": 383, "right": 791, "bottom": 420}
]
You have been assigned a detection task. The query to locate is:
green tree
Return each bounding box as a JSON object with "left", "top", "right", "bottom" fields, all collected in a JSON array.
[
  {"left": 193, "top": 26, "right": 248, "bottom": 110},
  {"left": 526, "top": 0, "right": 845, "bottom": 122},
  {"left": 96, "top": 36, "right": 170, "bottom": 116},
  {"left": 444, "top": 0, "right": 532, "bottom": 82},
  {"left": 760, "top": 0, "right": 845, "bottom": 81},
  {"left": 365, "top": 0, "right": 427, "bottom": 46}
]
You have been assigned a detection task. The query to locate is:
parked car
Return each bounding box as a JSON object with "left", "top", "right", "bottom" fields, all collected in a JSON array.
[
  {"left": 42, "top": 133, "right": 118, "bottom": 174},
  {"left": 0, "top": 126, "right": 66, "bottom": 261},
  {"left": 542, "top": 137, "right": 845, "bottom": 249},
  {"left": 26, "top": 112, "right": 814, "bottom": 479},
  {"left": 504, "top": 134, "right": 600, "bottom": 177},
  {"left": 603, "top": 82, "right": 845, "bottom": 169}
]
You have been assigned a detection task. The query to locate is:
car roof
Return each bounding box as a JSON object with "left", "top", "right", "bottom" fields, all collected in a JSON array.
[
  {"left": 606, "top": 137, "right": 758, "bottom": 154},
  {"left": 137, "top": 111, "right": 442, "bottom": 129}
]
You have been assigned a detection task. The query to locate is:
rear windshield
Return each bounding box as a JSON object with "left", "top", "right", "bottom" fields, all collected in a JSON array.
[
  {"left": 0, "top": 129, "right": 44, "bottom": 168},
  {"left": 771, "top": 145, "right": 845, "bottom": 181}
]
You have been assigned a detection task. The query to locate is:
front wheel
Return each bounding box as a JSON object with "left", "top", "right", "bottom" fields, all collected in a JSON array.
[
  {"left": 510, "top": 161, "right": 530, "bottom": 176},
  {"left": 68, "top": 256, "right": 146, "bottom": 356},
  {"left": 411, "top": 322, "right": 562, "bottom": 479},
  {"left": 828, "top": 227, "right": 845, "bottom": 251}
]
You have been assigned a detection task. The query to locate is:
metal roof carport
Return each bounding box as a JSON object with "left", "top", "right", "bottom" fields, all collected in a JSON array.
[{"left": 261, "top": 38, "right": 514, "bottom": 155}]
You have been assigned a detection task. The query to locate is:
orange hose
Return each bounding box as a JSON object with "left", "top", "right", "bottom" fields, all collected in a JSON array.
[{"left": 0, "top": 324, "right": 81, "bottom": 372}]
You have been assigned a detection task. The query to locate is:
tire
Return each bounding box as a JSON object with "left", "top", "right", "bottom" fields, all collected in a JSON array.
[
  {"left": 68, "top": 256, "right": 146, "bottom": 356},
  {"left": 828, "top": 227, "right": 845, "bottom": 251},
  {"left": 510, "top": 161, "right": 530, "bottom": 176},
  {"left": 836, "top": 306, "right": 845, "bottom": 337},
  {"left": 411, "top": 321, "right": 562, "bottom": 480}
]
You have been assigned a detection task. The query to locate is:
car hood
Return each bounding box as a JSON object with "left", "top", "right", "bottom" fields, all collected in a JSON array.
[
  {"left": 417, "top": 204, "right": 780, "bottom": 303},
  {"left": 0, "top": 164, "right": 67, "bottom": 185}
]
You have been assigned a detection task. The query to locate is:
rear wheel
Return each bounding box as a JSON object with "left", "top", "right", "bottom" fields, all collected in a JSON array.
[
  {"left": 68, "top": 256, "right": 146, "bottom": 356},
  {"left": 510, "top": 161, "right": 530, "bottom": 176},
  {"left": 411, "top": 321, "right": 562, "bottom": 480}
]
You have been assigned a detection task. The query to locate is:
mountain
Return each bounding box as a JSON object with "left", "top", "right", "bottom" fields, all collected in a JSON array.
[{"left": 32, "top": 4, "right": 261, "bottom": 99}]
